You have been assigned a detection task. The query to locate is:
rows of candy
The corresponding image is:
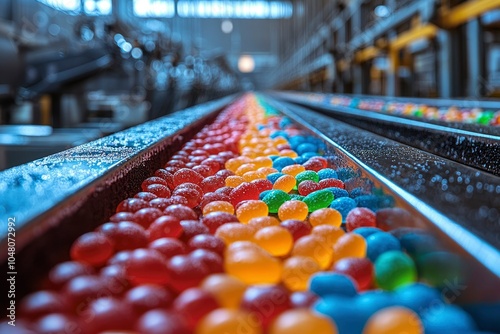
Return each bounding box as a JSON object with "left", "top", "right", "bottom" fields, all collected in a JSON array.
[
  {"left": 300, "top": 92, "right": 500, "bottom": 126},
  {"left": 6, "top": 94, "right": 485, "bottom": 334}
]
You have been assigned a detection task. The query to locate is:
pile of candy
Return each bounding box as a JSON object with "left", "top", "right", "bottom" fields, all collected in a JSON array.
[
  {"left": 299, "top": 92, "right": 500, "bottom": 126},
  {"left": 7, "top": 94, "right": 486, "bottom": 334}
]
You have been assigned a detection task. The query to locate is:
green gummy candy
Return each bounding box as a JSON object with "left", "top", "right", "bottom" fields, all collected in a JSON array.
[
  {"left": 303, "top": 189, "right": 334, "bottom": 212},
  {"left": 262, "top": 190, "right": 291, "bottom": 213},
  {"left": 374, "top": 250, "right": 417, "bottom": 291},
  {"left": 289, "top": 194, "right": 305, "bottom": 201},
  {"left": 295, "top": 170, "right": 319, "bottom": 186}
]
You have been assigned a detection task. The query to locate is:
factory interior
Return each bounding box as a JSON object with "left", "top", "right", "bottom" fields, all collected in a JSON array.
[{"left": 1, "top": 0, "right": 500, "bottom": 333}]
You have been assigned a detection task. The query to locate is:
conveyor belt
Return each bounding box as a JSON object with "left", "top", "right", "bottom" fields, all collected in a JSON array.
[
  {"left": 0, "top": 95, "right": 236, "bottom": 301},
  {"left": 273, "top": 91, "right": 500, "bottom": 176},
  {"left": 263, "top": 95, "right": 500, "bottom": 302}
]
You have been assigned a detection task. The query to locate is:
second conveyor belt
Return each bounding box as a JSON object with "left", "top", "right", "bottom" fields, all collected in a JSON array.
[{"left": 272, "top": 91, "right": 500, "bottom": 177}]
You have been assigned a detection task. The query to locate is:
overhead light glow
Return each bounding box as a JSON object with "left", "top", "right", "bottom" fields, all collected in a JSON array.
[
  {"left": 238, "top": 55, "right": 255, "bottom": 73},
  {"left": 177, "top": 1, "right": 293, "bottom": 19},
  {"left": 374, "top": 5, "right": 390, "bottom": 18},
  {"left": 83, "top": 0, "right": 112, "bottom": 15},
  {"left": 37, "top": 0, "right": 81, "bottom": 13},
  {"left": 133, "top": 0, "right": 175, "bottom": 18},
  {"left": 221, "top": 20, "right": 233, "bottom": 34}
]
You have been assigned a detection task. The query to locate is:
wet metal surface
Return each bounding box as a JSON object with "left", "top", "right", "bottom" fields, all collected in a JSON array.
[
  {"left": 0, "top": 96, "right": 235, "bottom": 252},
  {"left": 265, "top": 97, "right": 500, "bottom": 300},
  {"left": 275, "top": 92, "right": 500, "bottom": 176}
]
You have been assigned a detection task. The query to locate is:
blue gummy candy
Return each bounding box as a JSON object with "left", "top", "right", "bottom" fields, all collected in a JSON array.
[
  {"left": 396, "top": 283, "right": 443, "bottom": 315},
  {"left": 267, "top": 172, "right": 285, "bottom": 184},
  {"left": 366, "top": 232, "right": 401, "bottom": 261},
  {"left": 352, "top": 227, "right": 382, "bottom": 238},
  {"left": 297, "top": 143, "right": 318, "bottom": 155},
  {"left": 329, "top": 197, "right": 357, "bottom": 221},
  {"left": 272, "top": 157, "right": 296, "bottom": 171},
  {"left": 309, "top": 273, "right": 357, "bottom": 298},
  {"left": 318, "top": 168, "right": 339, "bottom": 180},
  {"left": 325, "top": 187, "right": 350, "bottom": 199},
  {"left": 422, "top": 305, "right": 478, "bottom": 333}
]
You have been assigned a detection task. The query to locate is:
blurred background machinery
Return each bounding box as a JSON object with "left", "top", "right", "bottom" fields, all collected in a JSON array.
[{"left": 0, "top": 0, "right": 499, "bottom": 170}]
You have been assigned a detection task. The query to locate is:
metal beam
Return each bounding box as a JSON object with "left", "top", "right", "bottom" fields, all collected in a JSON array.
[
  {"left": 354, "top": 46, "right": 380, "bottom": 63},
  {"left": 440, "top": 0, "right": 500, "bottom": 29},
  {"left": 390, "top": 24, "right": 439, "bottom": 51},
  {"left": 466, "top": 18, "right": 485, "bottom": 97}
]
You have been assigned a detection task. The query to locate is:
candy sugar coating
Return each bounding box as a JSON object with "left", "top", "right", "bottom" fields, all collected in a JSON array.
[
  {"left": 280, "top": 219, "right": 312, "bottom": 241},
  {"left": 374, "top": 251, "right": 417, "bottom": 291},
  {"left": 254, "top": 226, "right": 294, "bottom": 256},
  {"left": 303, "top": 189, "right": 335, "bottom": 212},
  {"left": 292, "top": 234, "right": 334, "bottom": 269},
  {"left": 278, "top": 200, "right": 309, "bottom": 221},
  {"left": 125, "top": 249, "right": 171, "bottom": 285},
  {"left": 215, "top": 223, "right": 255, "bottom": 244},
  {"left": 187, "top": 234, "right": 225, "bottom": 256},
  {"left": 346, "top": 207, "right": 377, "bottom": 232},
  {"left": 225, "top": 157, "right": 251, "bottom": 173},
  {"left": 251, "top": 178, "right": 273, "bottom": 193},
  {"left": 257, "top": 167, "right": 279, "bottom": 176},
  {"left": 149, "top": 237, "right": 188, "bottom": 259},
  {"left": 201, "top": 212, "right": 239, "bottom": 234},
  {"left": 147, "top": 216, "right": 183, "bottom": 241},
  {"left": 319, "top": 178, "right": 345, "bottom": 190},
  {"left": 236, "top": 200, "right": 269, "bottom": 224},
  {"left": 272, "top": 157, "right": 296, "bottom": 171},
  {"left": 282, "top": 256, "right": 322, "bottom": 291},
  {"left": 235, "top": 163, "right": 257, "bottom": 176},
  {"left": 248, "top": 216, "right": 281, "bottom": 229},
  {"left": 308, "top": 208, "right": 342, "bottom": 227},
  {"left": 201, "top": 274, "right": 247, "bottom": 309},
  {"left": 363, "top": 307, "right": 423, "bottom": 334},
  {"left": 253, "top": 156, "right": 273, "bottom": 168},
  {"left": 98, "top": 221, "right": 148, "bottom": 250},
  {"left": 229, "top": 182, "right": 261, "bottom": 206},
  {"left": 298, "top": 180, "right": 322, "bottom": 196},
  {"left": 173, "top": 168, "right": 204, "bottom": 187},
  {"left": 311, "top": 225, "right": 344, "bottom": 246},
  {"left": 281, "top": 164, "right": 306, "bottom": 177},
  {"left": 332, "top": 233, "right": 367, "bottom": 263},
  {"left": 262, "top": 190, "right": 291, "bottom": 213},
  {"left": 273, "top": 174, "right": 296, "bottom": 193},
  {"left": 267, "top": 172, "right": 285, "bottom": 184},
  {"left": 168, "top": 254, "right": 211, "bottom": 292},
  {"left": 70, "top": 232, "right": 113, "bottom": 266},
  {"left": 318, "top": 168, "right": 338, "bottom": 180},
  {"left": 202, "top": 200, "right": 235, "bottom": 215},
  {"left": 296, "top": 170, "right": 320, "bottom": 185},
  {"left": 329, "top": 197, "right": 357, "bottom": 221},
  {"left": 225, "top": 175, "right": 245, "bottom": 188}
]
